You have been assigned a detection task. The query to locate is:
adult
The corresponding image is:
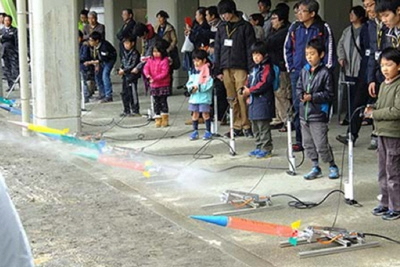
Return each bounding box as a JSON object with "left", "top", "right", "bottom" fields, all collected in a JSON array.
[
  {"left": 284, "top": 0, "right": 335, "bottom": 152},
  {"left": 83, "top": 11, "right": 105, "bottom": 41},
  {"left": 1, "top": 15, "right": 19, "bottom": 92},
  {"left": 337, "top": 6, "right": 367, "bottom": 125},
  {"left": 78, "top": 9, "right": 89, "bottom": 32},
  {"left": 85, "top": 31, "right": 116, "bottom": 103},
  {"left": 214, "top": 0, "right": 256, "bottom": 137},
  {"left": 154, "top": 10, "right": 179, "bottom": 92},
  {"left": 0, "top": 13, "right": 6, "bottom": 30},
  {"left": 205, "top": 6, "right": 222, "bottom": 43},
  {"left": 116, "top": 9, "right": 136, "bottom": 59},
  {"left": 187, "top": 7, "right": 211, "bottom": 50},
  {"left": 154, "top": 10, "right": 179, "bottom": 69},
  {"left": 258, "top": 0, "right": 272, "bottom": 39},
  {"left": 265, "top": 8, "right": 291, "bottom": 132},
  {"left": 336, "top": 4, "right": 372, "bottom": 147}
]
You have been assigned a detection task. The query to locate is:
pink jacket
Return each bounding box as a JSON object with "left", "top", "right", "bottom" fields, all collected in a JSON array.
[{"left": 143, "top": 57, "right": 171, "bottom": 88}]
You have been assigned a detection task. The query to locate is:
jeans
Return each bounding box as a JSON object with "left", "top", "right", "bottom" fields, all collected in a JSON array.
[
  {"left": 95, "top": 61, "right": 115, "bottom": 99},
  {"left": 289, "top": 71, "right": 302, "bottom": 145}
]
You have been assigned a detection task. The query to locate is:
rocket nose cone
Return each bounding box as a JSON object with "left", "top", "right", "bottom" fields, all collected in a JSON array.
[{"left": 190, "top": 215, "right": 229, "bottom": 227}]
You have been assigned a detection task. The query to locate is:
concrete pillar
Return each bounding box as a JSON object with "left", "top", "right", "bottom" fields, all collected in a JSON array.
[
  {"left": 103, "top": 0, "right": 114, "bottom": 44},
  {"left": 30, "top": 0, "right": 81, "bottom": 132},
  {"left": 147, "top": 0, "right": 198, "bottom": 87}
]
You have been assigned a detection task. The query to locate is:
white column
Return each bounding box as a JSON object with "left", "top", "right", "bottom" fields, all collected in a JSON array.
[
  {"left": 104, "top": 0, "right": 115, "bottom": 45},
  {"left": 30, "top": 0, "right": 81, "bottom": 132}
]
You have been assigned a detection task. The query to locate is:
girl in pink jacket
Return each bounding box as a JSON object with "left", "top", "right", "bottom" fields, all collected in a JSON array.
[{"left": 143, "top": 41, "right": 172, "bottom": 127}]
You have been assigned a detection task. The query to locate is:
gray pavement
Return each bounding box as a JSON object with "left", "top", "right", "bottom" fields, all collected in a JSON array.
[{"left": 3, "top": 78, "right": 400, "bottom": 267}]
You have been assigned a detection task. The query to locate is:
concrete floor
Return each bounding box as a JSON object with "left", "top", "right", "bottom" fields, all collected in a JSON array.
[{"left": 4, "top": 79, "right": 400, "bottom": 267}]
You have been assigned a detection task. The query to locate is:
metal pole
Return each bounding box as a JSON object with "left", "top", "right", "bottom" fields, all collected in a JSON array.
[{"left": 17, "top": 0, "right": 30, "bottom": 136}]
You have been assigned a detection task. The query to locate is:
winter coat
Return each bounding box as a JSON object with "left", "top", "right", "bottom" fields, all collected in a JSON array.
[
  {"left": 367, "top": 19, "right": 386, "bottom": 84},
  {"left": 265, "top": 23, "right": 289, "bottom": 71},
  {"left": 116, "top": 19, "right": 136, "bottom": 41},
  {"left": 143, "top": 57, "right": 171, "bottom": 88},
  {"left": 296, "top": 63, "right": 334, "bottom": 123},
  {"left": 246, "top": 58, "right": 275, "bottom": 120},
  {"left": 136, "top": 25, "right": 163, "bottom": 71},
  {"left": 83, "top": 23, "right": 105, "bottom": 41},
  {"left": 284, "top": 16, "right": 335, "bottom": 73},
  {"left": 373, "top": 76, "right": 400, "bottom": 138},
  {"left": 95, "top": 40, "right": 117, "bottom": 64},
  {"left": 358, "top": 22, "right": 370, "bottom": 82},
  {"left": 189, "top": 21, "right": 211, "bottom": 49},
  {"left": 79, "top": 42, "right": 92, "bottom": 72},
  {"left": 337, "top": 25, "right": 363, "bottom": 77},
  {"left": 0, "top": 26, "right": 18, "bottom": 53},
  {"left": 154, "top": 22, "right": 178, "bottom": 53},
  {"left": 120, "top": 48, "right": 140, "bottom": 82},
  {"left": 214, "top": 12, "right": 256, "bottom": 75},
  {"left": 186, "top": 66, "right": 214, "bottom": 105}
]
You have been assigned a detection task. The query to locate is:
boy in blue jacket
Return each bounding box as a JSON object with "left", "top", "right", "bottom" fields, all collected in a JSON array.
[
  {"left": 187, "top": 49, "right": 214, "bottom": 140},
  {"left": 297, "top": 39, "right": 338, "bottom": 180},
  {"left": 242, "top": 41, "right": 275, "bottom": 158}
]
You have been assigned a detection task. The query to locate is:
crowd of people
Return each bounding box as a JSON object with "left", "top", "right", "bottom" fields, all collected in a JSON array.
[{"left": 1, "top": 0, "right": 399, "bottom": 220}]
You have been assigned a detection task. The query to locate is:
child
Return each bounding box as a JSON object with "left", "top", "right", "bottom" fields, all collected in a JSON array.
[
  {"left": 242, "top": 41, "right": 275, "bottom": 158},
  {"left": 117, "top": 36, "right": 141, "bottom": 117},
  {"left": 296, "top": 39, "right": 338, "bottom": 180},
  {"left": 366, "top": 47, "right": 400, "bottom": 220},
  {"left": 249, "top": 13, "right": 265, "bottom": 41},
  {"left": 186, "top": 49, "right": 214, "bottom": 140},
  {"left": 143, "top": 41, "right": 171, "bottom": 127},
  {"left": 78, "top": 30, "right": 92, "bottom": 103}
]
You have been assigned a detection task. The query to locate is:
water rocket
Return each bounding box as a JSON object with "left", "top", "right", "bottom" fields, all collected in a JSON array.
[{"left": 191, "top": 215, "right": 301, "bottom": 245}]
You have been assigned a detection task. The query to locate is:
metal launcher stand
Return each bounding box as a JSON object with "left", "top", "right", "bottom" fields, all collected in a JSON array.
[
  {"left": 286, "top": 111, "right": 296, "bottom": 176},
  {"left": 227, "top": 97, "right": 236, "bottom": 156},
  {"left": 340, "top": 80, "right": 357, "bottom": 204},
  {"left": 280, "top": 226, "right": 380, "bottom": 258},
  {"left": 201, "top": 190, "right": 275, "bottom": 215}
]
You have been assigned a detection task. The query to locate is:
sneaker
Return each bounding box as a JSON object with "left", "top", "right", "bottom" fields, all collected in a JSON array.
[
  {"left": 382, "top": 211, "right": 400, "bottom": 221},
  {"left": 189, "top": 130, "right": 199, "bottom": 141},
  {"left": 256, "top": 150, "right": 272, "bottom": 159},
  {"left": 100, "top": 97, "right": 113, "bottom": 103},
  {"left": 303, "top": 166, "right": 322, "bottom": 180},
  {"left": 120, "top": 111, "right": 131, "bottom": 117},
  {"left": 203, "top": 131, "right": 212, "bottom": 140},
  {"left": 243, "top": 128, "right": 254, "bottom": 138},
  {"left": 248, "top": 149, "right": 261, "bottom": 157},
  {"left": 371, "top": 205, "right": 389, "bottom": 216},
  {"left": 328, "top": 165, "right": 340, "bottom": 179},
  {"left": 292, "top": 144, "right": 304, "bottom": 152},
  {"left": 224, "top": 129, "right": 244, "bottom": 138},
  {"left": 367, "top": 138, "right": 378, "bottom": 150}
]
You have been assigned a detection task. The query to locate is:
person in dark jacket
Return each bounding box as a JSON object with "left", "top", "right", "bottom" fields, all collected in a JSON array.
[
  {"left": 116, "top": 8, "right": 136, "bottom": 59},
  {"left": 266, "top": 8, "right": 291, "bottom": 131},
  {"left": 242, "top": 41, "right": 275, "bottom": 158},
  {"left": 297, "top": 39, "right": 338, "bottom": 180},
  {"left": 188, "top": 7, "right": 211, "bottom": 50},
  {"left": 78, "top": 31, "right": 93, "bottom": 103},
  {"left": 284, "top": 0, "right": 335, "bottom": 152},
  {"left": 1, "top": 15, "right": 19, "bottom": 91},
  {"left": 215, "top": 0, "right": 256, "bottom": 137},
  {"left": 118, "top": 36, "right": 141, "bottom": 116},
  {"left": 85, "top": 31, "right": 117, "bottom": 102}
]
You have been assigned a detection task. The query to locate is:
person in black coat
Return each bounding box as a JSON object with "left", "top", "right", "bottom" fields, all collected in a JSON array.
[
  {"left": 265, "top": 8, "right": 291, "bottom": 131},
  {"left": 85, "top": 31, "right": 117, "bottom": 102},
  {"left": 0, "top": 15, "right": 19, "bottom": 91},
  {"left": 242, "top": 41, "right": 275, "bottom": 158},
  {"left": 118, "top": 36, "right": 141, "bottom": 116},
  {"left": 116, "top": 9, "right": 136, "bottom": 59},
  {"left": 188, "top": 7, "right": 211, "bottom": 49},
  {"left": 214, "top": 0, "right": 256, "bottom": 137}
]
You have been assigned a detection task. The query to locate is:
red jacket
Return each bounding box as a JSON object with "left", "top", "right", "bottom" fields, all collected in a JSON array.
[{"left": 143, "top": 57, "right": 171, "bottom": 88}]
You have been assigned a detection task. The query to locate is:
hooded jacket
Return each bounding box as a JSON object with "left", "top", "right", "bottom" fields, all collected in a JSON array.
[
  {"left": 246, "top": 57, "right": 275, "bottom": 120},
  {"left": 214, "top": 12, "right": 256, "bottom": 75},
  {"left": 143, "top": 56, "right": 171, "bottom": 88},
  {"left": 284, "top": 16, "right": 335, "bottom": 73},
  {"left": 296, "top": 63, "right": 334, "bottom": 122}
]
